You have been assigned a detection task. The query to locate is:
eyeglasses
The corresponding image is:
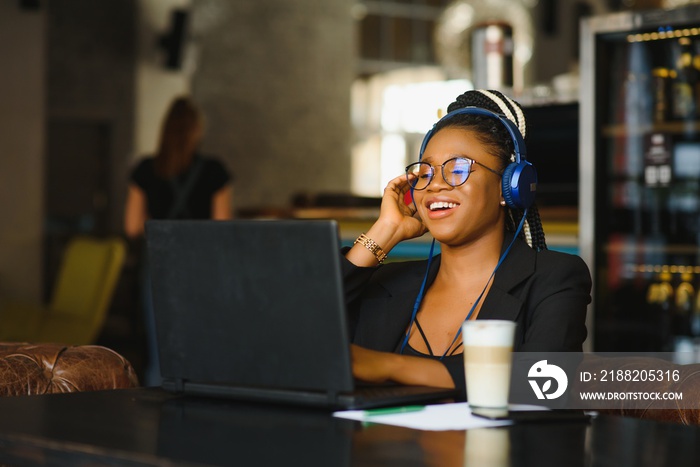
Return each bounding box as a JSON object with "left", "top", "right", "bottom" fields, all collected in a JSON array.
[{"left": 405, "top": 157, "right": 501, "bottom": 190}]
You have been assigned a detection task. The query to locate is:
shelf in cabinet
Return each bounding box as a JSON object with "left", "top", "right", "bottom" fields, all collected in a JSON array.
[
  {"left": 626, "top": 263, "right": 700, "bottom": 275},
  {"left": 605, "top": 242, "right": 700, "bottom": 254},
  {"left": 602, "top": 120, "right": 700, "bottom": 137}
]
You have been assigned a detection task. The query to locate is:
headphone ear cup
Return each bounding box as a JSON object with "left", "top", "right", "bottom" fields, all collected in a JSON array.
[
  {"left": 501, "top": 163, "right": 518, "bottom": 209},
  {"left": 501, "top": 162, "right": 537, "bottom": 209}
]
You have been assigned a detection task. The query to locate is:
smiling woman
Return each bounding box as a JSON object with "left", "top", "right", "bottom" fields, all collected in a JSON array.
[{"left": 342, "top": 89, "right": 592, "bottom": 400}]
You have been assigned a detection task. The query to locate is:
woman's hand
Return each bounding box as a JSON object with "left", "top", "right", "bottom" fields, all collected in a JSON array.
[
  {"left": 345, "top": 174, "right": 426, "bottom": 267},
  {"left": 124, "top": 184, "right": 148, "bottom": 239},
  {"left": 377, "top": 173, "right": 427, "bottom": 242}
]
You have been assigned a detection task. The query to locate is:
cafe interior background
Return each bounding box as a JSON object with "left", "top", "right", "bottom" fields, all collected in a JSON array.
[{"left": 0, "top": 0, "right": 698, "bottom": 379}]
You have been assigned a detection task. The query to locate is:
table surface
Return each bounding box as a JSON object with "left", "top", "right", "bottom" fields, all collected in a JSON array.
[{"left": 0, "top": 387, "right": 698, "bottom": 467}]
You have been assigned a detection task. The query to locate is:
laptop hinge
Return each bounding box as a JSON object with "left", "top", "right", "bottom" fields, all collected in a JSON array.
[
  {"left": 327, "top": 390, "right": 339, "bottom": 405},
  {"left": 174, "top": 378, "right": 185, "bottom": 393}
]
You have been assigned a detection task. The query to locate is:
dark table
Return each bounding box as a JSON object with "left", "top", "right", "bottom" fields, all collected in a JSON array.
[{"left": 0, "top": 387, "right": 698, "bottom": 466}]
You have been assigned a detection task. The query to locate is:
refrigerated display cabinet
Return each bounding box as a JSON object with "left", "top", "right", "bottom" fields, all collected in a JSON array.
[{"left": 580, "top": 5, "right": 700, "bottom": 354}]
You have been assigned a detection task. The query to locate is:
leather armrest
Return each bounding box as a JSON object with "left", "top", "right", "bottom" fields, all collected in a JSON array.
[{"left": 0, "top": 342, "right": 140, "bottom": 396}]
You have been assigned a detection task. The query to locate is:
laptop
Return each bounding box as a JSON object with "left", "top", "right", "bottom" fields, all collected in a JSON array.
[{"left": 145, "top": 219, "right": 458, "bottom": 409}]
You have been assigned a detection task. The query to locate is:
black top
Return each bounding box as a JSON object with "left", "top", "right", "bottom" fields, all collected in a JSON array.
[
  {"left": 342, "top": 233, "right": 592, "bottom": 399},
  {"left": 130, "top": 155, "right": 231, "bottom": 219}
]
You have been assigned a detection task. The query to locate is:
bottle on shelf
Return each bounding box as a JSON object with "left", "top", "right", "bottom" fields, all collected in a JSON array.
[
  {"left": 657, "top": 271, "right": 675, "bottom": 314},
  {"left": 648, "top": 271, "right": 675, "bottom": 350},
  {"left": 693, "top": 37, "right": 700, "bottom": 115},
  {"left": 651, "top": 66, "right": 670, "bottom": 124},
  {"left": 670, "top": 37, "right": 698, "bottom": 121},
  {"left": 621, "top": 41, "right": 652, "bottom": 127},
  {"left": 650, "top": 39, "right": 673, "bottom": 125},
  {"left": 673, "top": 271, "right": 694, "bottom": 336},
  {"left": 693, "top": 286, "right": 700, "bottom": 337},
  {"left": 675, "top": 272, "right": 695, "bottom": 311}
]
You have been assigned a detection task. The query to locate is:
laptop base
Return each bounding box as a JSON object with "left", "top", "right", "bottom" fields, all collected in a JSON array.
[{"left": 162, "top": 379, "right": 458, "bottom": 410}]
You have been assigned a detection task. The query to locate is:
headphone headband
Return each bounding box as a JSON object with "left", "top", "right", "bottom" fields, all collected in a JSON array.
[{"left": 418, "top": 107, "right": 527, "bottom": 163}]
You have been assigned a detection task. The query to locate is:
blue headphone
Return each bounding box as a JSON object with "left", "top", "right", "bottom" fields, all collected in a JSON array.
[{"left": 418, "top": 107, "right": 537, "bottom": 210}]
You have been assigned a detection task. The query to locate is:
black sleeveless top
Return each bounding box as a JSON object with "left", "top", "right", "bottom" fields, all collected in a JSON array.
[
  {"left": 396, "top": 317, "right": 464, "bottom": 364},
  {"left": 130, "top": 155, "right": 231, "bottom": 219}
]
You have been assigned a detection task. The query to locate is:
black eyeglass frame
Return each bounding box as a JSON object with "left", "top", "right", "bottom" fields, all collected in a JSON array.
[{"left": 405, "top": 157, "right": 501, "bottom": 190}]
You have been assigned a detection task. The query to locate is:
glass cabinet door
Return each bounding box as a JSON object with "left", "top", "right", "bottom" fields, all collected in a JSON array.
[{"left": 582, "top": 9, "right": 700, "bottom": 353}]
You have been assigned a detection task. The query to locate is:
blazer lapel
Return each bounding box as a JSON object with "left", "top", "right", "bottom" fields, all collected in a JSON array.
[
  {"left": 477, "top": 235, "right": 536, "bottom": 322},
  {"left": 355, "top": 255, "right": 441, "bottom": 351}
]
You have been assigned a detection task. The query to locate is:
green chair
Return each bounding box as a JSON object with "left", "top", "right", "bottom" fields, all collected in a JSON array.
[{"left": 0, "top": 236, "right": 126, "bottom": 345}]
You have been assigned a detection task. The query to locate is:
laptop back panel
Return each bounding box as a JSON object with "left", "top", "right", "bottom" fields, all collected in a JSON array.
[{"left": 146, "top": 219, "right": 355, "bottom": 396}]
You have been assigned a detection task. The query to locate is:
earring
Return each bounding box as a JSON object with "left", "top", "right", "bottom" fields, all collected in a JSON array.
[{"left": 500, "top": 200, "right": 506, "bottom": 206}]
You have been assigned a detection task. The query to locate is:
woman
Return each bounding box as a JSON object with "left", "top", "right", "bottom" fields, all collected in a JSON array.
[
  {"left": 124, "top": 96, "right": 233, "bottom": 238},
  {"left": 343, "top": 89, "right": 591, "bottom": 398}
]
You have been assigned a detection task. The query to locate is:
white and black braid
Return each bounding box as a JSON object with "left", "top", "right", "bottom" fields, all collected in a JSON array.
[{"left": 475, "top": 89, "right": 526, "bottom": 139}]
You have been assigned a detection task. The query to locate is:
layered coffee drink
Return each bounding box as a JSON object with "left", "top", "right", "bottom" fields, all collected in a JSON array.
[{"left": 462, "top": 320, "right": 516, "bottom": 409}]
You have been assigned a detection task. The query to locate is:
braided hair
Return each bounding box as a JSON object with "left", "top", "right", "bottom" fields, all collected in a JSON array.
[{"left": 433, "top": 89, "right": 547, "bottom": 251}]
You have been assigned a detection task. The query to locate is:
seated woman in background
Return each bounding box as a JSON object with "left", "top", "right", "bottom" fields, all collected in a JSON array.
[
  {"left": 342, "top": 89, "right": 591, "bottom": 398},
  {"left": 123, "top": 96, "right": 233, "bottom": 386},
  {"left": 124, "top": 96, "right": 233, "bottom": 238}
]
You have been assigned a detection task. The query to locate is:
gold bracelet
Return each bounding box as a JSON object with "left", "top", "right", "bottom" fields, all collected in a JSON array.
[{"left": 354, "top": 233, "right": 387, "bottom": 264}]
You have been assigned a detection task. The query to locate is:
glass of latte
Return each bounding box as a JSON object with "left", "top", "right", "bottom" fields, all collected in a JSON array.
[{"left": 462, "top": 320, "right": 516, "bottom": 413}]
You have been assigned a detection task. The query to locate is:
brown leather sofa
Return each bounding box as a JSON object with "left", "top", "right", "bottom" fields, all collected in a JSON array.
[
  {"left": 0, "top": 342, "right": 139, "bottom": 397},
  {"left": 572, "top": 354, "right": 700, "bottom": 425}
]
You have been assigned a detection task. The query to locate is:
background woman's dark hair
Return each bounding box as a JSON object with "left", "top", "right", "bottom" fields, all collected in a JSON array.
[
  {"left": 434, "top": 89, "right": 547, "bottom": 251},
  {"left": 154, "top": 96, "right": 204, "bottom": 178}
]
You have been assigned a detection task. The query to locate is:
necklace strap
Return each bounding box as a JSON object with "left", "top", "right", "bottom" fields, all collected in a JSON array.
[
  {"left": 399, "top": 239, "right": 437, "bottom": 355},
  {"left": 400, "top": 210, "right": 529, "bottom": 360}
]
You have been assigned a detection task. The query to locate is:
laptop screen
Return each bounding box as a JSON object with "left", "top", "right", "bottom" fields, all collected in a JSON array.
[{"left": 145, "top": 219, "right": 355, "bottom": 394}]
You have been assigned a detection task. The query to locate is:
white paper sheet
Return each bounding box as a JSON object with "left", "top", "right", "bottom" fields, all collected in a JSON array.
[{"left": 333, "top": 403, "right": 547, "bottom": 431}]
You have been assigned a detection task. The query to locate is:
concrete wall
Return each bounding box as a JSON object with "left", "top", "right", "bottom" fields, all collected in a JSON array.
[
  {"left": 190, "top": 0, "right": 355, "bottom": 210},
  {"left": 47, "top": 0, "right": 137, "bottom": 233},
  {"left": 0, "top": 3, "right": 45, "bottom": 301},
  {"left": 530, "top": 0, "right": 610, "bottom": 85},
  {"left": 134, "top": 0, "right": 192, "bottom": 161}
]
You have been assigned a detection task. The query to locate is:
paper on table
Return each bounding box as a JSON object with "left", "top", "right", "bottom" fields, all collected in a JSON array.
[{"left": 333, "top": 403, "right": 545, "bottom": 431}]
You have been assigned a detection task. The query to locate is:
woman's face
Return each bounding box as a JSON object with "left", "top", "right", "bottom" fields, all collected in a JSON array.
[{"left": 413, "top": 127, "right": 505, "bottom": 247}]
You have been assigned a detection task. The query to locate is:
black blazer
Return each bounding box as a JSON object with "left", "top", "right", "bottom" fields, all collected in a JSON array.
[{"left": 342, "top": 234, "right": 592, "bottom": 395}]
